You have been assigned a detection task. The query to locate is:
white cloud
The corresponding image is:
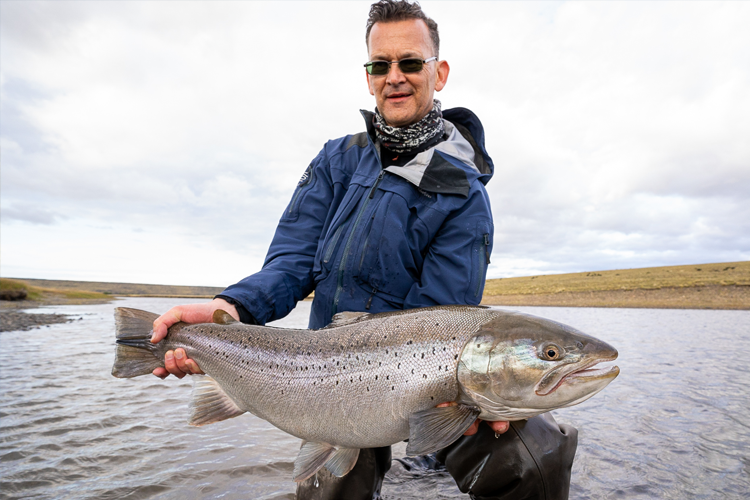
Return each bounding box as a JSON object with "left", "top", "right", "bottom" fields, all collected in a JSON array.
[{"left": 1, "top": 0, "right": 749, "bottom": 286}]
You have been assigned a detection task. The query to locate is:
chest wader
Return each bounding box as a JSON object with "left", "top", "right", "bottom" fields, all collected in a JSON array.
[{"left": 296, "top": 413, "right": 577, "bottom": 500}]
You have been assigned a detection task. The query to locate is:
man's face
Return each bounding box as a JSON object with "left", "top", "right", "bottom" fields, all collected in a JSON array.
[{"left": 366, "top": 19, "right": 449, "bottom": 127}]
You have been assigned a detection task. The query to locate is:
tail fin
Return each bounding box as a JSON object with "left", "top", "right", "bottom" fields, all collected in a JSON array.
[{"left": 112, "top": 308, "right": 163, "bottom": 378}]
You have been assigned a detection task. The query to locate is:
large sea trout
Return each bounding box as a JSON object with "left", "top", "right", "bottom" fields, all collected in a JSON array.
[{"left": 112, "top": 305, "right": 618, "bottom": 482}]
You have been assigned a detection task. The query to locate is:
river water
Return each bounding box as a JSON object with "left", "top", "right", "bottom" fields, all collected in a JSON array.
[{"left": 1, "top": 298, "right": 748, "bottom": 499}]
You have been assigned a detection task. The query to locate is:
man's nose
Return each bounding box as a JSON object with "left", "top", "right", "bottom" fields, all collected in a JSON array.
[{"left": 385, "top": 62, "right": 407, "bottom": 84}]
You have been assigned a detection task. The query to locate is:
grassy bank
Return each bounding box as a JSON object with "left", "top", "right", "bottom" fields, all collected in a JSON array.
[
  {"left": 3, "top": 278, "right": 225, "bottom": 301},
  {"left": 1, "top": 278, "right": 112, "bottom": 305},
  {"left": 4, "top": 260, "right": 749, "bottom": 311},
  {"left": 482, "top": 261, "right": 750, "bottom": 310}
]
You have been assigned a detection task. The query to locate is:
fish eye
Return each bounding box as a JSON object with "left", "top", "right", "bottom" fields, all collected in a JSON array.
[{"left": 540, "top": 344, "right": 564, "bottom": 361}]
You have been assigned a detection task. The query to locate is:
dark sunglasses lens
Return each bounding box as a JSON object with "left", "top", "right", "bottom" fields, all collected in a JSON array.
[
  {"left": 398, "top": 59, "right": 424, "bottom": 73},
  {"left": 367, "top": 62, "right": 390, "bottom": 75}
]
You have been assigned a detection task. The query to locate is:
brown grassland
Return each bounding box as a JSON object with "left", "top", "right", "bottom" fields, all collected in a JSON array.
[{"left": 482, "top": 261, "right": 750, "bottom": 309}]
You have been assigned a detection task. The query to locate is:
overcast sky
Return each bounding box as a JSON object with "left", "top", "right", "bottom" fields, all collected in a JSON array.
[{"left": 1, "top": 0, "right": 749, "bottom": 287}]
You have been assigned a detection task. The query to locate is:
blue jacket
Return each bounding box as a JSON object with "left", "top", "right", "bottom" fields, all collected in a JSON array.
[{"left": 220, "top": 107, "right": 494, "bottom": 329}]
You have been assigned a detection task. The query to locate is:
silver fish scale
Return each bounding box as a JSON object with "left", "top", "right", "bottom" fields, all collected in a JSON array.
[{"left": 163, "top": 306, "right": 500, "bottom": 449}]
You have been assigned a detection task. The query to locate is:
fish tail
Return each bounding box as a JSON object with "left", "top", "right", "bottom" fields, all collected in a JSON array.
[{"left": 112, "top": 307, "right": 163, "bottom": 378}]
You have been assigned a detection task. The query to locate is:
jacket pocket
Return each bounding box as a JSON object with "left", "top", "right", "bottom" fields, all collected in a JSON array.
[
  {"left": 280, "top": 162, "right": 316, "bottom": 222},
  {"left": 353, "top": 188, "right": 424, "bottom": 305}
]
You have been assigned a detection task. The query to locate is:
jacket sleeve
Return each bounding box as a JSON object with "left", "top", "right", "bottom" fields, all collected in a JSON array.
[
  {"left": 218, "top": 149, "right": 334, "bottom": 324},
  {"left": 403, "top": 183, "right": 493, "bottom": 308}
]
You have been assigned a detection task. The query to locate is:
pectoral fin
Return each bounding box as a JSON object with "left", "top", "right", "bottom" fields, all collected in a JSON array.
[
  {"left": 188, "top": 376, "right": 245, "bottom": 426},
  {"left": 325, "top": 447, "right": 360, "bottom": 477},
  {"left": 406, "top": 404, "right": 481, "bottom": 456},
  {"left": 294, "top": 441, "right": 337, "bottom": 482}
]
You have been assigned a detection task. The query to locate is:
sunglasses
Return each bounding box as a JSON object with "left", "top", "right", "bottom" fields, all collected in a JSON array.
[{"left": 364, "top": 57, "right": 437, "bottom": 76}]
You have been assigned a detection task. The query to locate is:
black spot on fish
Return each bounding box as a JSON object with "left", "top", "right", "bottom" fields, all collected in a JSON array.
[
  {"left": 375, "top": 375, "right": 378, "bottom": 380},
  {"left": 392, "top": 386, "right": 394, "bottom": 390},
  {"left": 454, "top": 354, "right": 458, "bottom": 360},
  {"left": 423, "top": 374, "right": 427, "bottom": 378}
]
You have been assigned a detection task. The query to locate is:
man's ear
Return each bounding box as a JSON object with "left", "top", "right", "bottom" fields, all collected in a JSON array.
[
  {"left": 366, "top": 71, "right": 375, "bottom": 96},
  {"left": 434, "top": 60, "right": 450, "bottom": 92}
]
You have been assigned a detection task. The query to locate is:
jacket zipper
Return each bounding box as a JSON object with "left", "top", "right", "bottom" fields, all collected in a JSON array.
[
  {"left": 332, "top": 171, "right": 386, "bottom": 315},
  {"left": 323, "top": 225, "right": 345, "bottom": 263},
  {"left": 475, "top": 233, "right": 491, "bottom": 297}
]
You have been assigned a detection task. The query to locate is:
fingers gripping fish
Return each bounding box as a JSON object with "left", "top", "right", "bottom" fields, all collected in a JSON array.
[{"left": 111, "top": 305, "right": 619, "bottom": 482}]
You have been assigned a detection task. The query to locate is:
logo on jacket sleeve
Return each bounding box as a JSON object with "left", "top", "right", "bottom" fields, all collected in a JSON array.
[{"left": 298, "top": 163, "right": 314, "bottom": 187}]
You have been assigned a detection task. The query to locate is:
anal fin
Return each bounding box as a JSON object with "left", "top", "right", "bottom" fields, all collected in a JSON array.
[
  {"left": 406, "top": 404, "right": 480, "bottom": 456},
  {"left": 294, "top": 441, "right": 337, "bottom": 482},
  {"left": 325, "top": 447, "right": 360, "bottom": 477},
  {"left": 188, "top": 375, "right": 246, "bottom": 426}
]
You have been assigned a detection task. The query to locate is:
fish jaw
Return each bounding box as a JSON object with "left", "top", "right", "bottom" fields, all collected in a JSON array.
[{"left": 545, "top": 362, "right": 620, "bottom": 409}]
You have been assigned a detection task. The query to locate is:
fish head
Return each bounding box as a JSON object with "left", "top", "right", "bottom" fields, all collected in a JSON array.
[{"left": 457, "top": 310, "right": 619, "bottom": 420}]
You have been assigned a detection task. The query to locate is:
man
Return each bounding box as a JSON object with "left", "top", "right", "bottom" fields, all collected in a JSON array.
[{"left": 151, "top": 2, "right": 577, "bottom": 499}]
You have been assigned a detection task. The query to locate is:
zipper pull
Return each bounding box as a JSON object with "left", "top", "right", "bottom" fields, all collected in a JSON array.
[
  {"left": 369, "top": 171, "right": 385, "bottom": 199},
  {"left": 483, "top": 234, "right": 491, "bottom": 264},
  {"left": 365, "top": 287, "right": 378, "bottom": 309}
]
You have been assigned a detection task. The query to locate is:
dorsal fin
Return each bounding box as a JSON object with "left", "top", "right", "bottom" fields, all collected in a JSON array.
[
  {"left": 213, "top": 309, "right": 238, "bottom": 325},
  {"left": 329, "top": 311, "right": 370, "bottom": 327}
]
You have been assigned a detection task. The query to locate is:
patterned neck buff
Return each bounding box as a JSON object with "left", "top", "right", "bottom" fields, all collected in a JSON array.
[{"left": 373, "top": 99, "right": 445, "bottom": 155}]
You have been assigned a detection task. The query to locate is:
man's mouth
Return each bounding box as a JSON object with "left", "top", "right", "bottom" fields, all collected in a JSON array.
[{"left": 386, "top": 92, "right": 411, "bottom": 101}]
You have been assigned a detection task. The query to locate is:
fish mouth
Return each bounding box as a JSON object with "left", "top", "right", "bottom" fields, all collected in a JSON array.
[
  {"left": 562, "top": 362, "right": 620, "bottom": 384},
  {"left": 536, "top": 357, "right": 619, "bottom": 396}
]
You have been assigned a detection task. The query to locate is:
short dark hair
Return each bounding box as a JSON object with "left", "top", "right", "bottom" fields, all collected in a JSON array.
[{"left": 365, "top": 0, "right": 440, "bottom": 58}]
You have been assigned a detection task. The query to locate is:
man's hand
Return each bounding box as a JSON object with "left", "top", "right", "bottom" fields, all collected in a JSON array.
[
  {"left": 151, "top": 298, "right": 240, "bottom": 379},
  {"left": 436, "top": 402, "right": 509, "bottom": 436}
]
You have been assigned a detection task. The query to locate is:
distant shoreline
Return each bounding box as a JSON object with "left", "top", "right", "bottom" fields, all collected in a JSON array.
[
  {"left": 482, "top": 261, "right": 749, "bottom": 310},
  {"left": 1, "top": 260, "right": 748, "bottom": 331}
]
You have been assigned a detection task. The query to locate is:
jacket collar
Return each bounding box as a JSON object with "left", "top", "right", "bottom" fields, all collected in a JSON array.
[{"left": 360, "top": 107, "right": 494, "bottom": 197}]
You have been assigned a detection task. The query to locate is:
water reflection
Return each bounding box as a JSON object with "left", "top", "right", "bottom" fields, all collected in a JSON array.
[{"left": 0, "top": 299, "right": 748, "bottom": 499}]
